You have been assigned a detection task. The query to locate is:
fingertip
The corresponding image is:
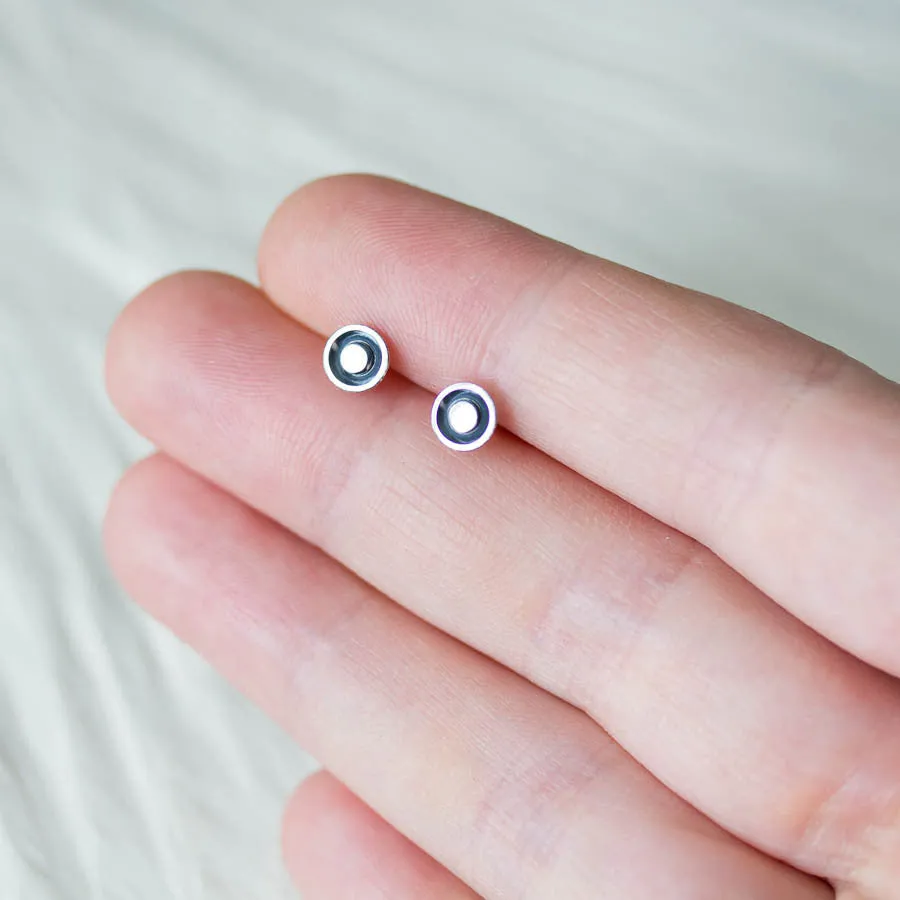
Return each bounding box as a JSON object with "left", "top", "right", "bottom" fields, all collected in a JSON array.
[
  {"left": 106, "top": 271, "right": 213, "bottom": 421},
  {"left": 281, "top": 769, "right": 353, "bottom": 867},
  {"left": 103, "top": 454, "right": 210, "bottom": 609},
  {"left": 106, "top": 276, "right": 158, "bottom": 422},
  {"left": 281, "top": 771, "right": 480, "bottom": 899},
  {"left": 104, "top": 453, "right": 170, "bottom": 579},
  {"left": 258, "top": 173, "right": 411, "bottom": 304},
  {"left": 105, "top": 270, "right": 274, "bottom": 445}
]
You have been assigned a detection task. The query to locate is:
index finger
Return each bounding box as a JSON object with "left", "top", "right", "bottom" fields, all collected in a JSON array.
[{"left": 259, "top": 174, "right": 900, "bottom": 677}]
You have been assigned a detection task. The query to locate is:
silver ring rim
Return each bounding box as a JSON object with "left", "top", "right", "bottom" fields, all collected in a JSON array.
[
  {"left": 431, "top": 382, "right": 497, "bottom": 452},
  {"left": 323, "top": 325, "right": 390, "bottom": 392}
]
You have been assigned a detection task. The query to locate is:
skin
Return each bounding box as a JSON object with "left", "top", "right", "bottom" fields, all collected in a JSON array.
[{"left": 104, "top": 175, "right": 900, "bottom": 899}]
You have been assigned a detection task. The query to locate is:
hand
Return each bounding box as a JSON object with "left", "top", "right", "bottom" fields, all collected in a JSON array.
[{"left": 105, "top": 175, "right": 900, "bottom": 899}]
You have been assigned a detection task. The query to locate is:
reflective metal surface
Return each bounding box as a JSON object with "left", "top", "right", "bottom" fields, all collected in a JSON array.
[
  {"left": 323, "top": 325, "right": 390, "bottom": 392},
  {"left": 431, "top": 383, "right": 497, "bottom": 451}
]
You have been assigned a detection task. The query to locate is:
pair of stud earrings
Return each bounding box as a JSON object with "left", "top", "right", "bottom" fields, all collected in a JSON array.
[{"left": 323, "top": 324, "right": 496, "bottom": 452}]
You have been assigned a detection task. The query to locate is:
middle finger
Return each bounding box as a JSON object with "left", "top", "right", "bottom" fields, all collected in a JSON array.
[{"left": 107, "top": 271, "right": 900, "bottom": 890}]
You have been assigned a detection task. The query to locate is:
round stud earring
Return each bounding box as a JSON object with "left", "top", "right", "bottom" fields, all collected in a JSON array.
[
  {"left": 323, "top": 325, "right": 390, "bottom": 392},
  {"left": 431, "top": 383, "right": 497, "bottom": 451}
]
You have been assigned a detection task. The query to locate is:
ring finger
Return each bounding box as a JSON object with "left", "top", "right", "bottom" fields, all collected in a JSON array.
[{"left": 106, "top": 454, "right": 828, "bottom": 898}]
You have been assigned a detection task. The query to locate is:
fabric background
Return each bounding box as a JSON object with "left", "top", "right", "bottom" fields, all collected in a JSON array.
[{"left": 1, "top": 1, "right": 898, "bottom": 897}]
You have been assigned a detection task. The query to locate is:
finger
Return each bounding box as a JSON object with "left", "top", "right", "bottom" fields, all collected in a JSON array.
[
  {"left": 106, "top": 273, "right": 900, "bottom": 895},
  {"left": 258, "top": 174, "right": 900, "bottom": 679},
  {"left": 283, "top": 770, "right": 481, "bottom": 899},
  {"left": 105, "top": 454, "right": 830, "bottom": 900}
]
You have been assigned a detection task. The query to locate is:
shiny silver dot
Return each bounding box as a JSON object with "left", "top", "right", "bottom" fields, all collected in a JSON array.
[
  {"left": 447, "top": 398, "right": 479, "bottom": 435},
  {"left": 339, "top": 341, "right": 371, "bottom": 375}
]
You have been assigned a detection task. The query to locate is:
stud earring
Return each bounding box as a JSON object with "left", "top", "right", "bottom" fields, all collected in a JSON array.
[
  {"left": 431, "top": 382, "right": 497, "bottom": 451},
  {"left": 323, "top": 325, "right": 390, "bottom": 392}
]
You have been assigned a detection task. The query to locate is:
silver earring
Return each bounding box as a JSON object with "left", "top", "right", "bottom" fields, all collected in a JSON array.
[
  {"left": 323, "top": 325, "right": 389, "bottom": 392},
  {"left": 431, "top": 383, "right": 497, "bottom": 451}
]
